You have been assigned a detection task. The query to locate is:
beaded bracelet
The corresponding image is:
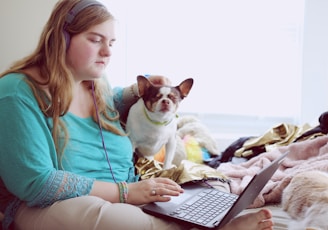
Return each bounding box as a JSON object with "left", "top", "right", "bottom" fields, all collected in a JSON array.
[{"left": 118, "top": 181, "right": 128, "bottom": 203}]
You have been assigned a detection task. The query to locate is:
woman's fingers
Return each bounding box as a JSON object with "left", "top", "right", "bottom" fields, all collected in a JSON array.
[
  {"left": 148, "top": 178, "right": 184, "bottom": 200},
  {"left": 127, "top": 178, "right": 184, "bottom": 205}
]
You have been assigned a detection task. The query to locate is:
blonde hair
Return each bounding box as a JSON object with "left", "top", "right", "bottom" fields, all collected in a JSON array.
[{"left": 0, "top": 0, "right": 124, "bottom": 160}]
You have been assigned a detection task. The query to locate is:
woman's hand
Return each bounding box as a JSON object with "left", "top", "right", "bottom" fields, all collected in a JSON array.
[
  {"left": 127, "top": 178, "right": 184, "bottom": 205},
  {"left": 147, "top": 75, "right": 172, "bottom": 86}
]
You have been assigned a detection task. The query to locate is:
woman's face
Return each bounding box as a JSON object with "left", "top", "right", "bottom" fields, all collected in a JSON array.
[{"left": 66, "top": 19, "right": 116, "bottom": 81}]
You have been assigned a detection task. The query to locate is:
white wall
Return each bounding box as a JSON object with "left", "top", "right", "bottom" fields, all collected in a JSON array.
[
  {"left": 301, "top": 0, "right": 328, "bottom": 123},
  {"left": 0, "top": 0, "right": 58, "bottom": 71}
]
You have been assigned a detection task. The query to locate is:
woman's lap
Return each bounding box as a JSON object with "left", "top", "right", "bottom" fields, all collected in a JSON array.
[{"left": 14, "top": 196, "right": 181, "bottom": 230}]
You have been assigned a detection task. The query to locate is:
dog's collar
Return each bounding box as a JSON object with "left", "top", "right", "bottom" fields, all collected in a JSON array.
[{"left": 143, "top": 108, "right": 177, "bottom": 126}]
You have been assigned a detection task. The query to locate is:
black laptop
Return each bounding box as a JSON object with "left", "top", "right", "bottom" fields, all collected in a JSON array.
[{"left": 142, "top": 151, "right": 289, "bottom": 229}]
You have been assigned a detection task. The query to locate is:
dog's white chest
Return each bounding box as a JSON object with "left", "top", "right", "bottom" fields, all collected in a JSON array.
[{"left": 126, "top": 99, "right": 177, "bottom": 156}]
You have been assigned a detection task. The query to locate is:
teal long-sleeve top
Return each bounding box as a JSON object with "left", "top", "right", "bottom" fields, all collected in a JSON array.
[{"left": 0, "top": 73, "right": 137, "bottom": 229}]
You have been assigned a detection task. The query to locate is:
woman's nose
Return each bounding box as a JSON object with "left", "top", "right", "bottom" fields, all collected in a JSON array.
[{"left": 100, "top": 45, "right": 111, "bottom": 57}]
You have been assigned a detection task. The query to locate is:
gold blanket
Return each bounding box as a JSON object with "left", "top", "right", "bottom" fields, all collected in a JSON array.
[{"left": 135, "top": 157, "right": 229, "bottom": 185}]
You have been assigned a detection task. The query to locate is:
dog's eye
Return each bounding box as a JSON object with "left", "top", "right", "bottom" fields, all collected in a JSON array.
[{"left": 168, "top": 94, "right": 178, "bottom": 102}]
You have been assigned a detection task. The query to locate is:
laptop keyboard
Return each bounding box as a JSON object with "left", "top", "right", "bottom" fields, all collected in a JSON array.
[{"left": 169, "top": 188, "right": 238, "bottom": 225}]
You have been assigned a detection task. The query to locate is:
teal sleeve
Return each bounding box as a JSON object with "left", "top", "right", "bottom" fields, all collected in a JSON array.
[{"left": 0, "top": 75, "right": 94, "bottom": 206}]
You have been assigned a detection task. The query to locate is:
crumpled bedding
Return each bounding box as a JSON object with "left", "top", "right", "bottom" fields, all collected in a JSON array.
[
  {"left": 135, "top": 157, "right": 230, "bottom": 185},
  {"left": 217, "top": 135, "right": 328, "bottom": 208}
]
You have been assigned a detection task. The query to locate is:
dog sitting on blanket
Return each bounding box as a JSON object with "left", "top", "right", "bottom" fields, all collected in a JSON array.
[
  {"left": 282, "top": 170, "right": 328, "bottom": 230},
  {"left": 126, "top": 75, "right": 193, "bottom": 169}
]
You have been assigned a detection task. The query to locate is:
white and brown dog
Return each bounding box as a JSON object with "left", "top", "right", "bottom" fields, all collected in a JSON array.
[{"left": 126, "top": 75, "right": 193, "bottom": 169}]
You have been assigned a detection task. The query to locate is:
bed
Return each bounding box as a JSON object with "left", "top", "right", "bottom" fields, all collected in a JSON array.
[
  {"left": 214, "top": 134, "right": 328, "bottom": 230},
  {"left": 175, "top": 115, "right": 328, "bottom": 230}
]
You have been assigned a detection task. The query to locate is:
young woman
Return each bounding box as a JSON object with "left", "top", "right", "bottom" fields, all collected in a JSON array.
[{"left": 0, "top": 0, "right": 273, "bottom": 229}]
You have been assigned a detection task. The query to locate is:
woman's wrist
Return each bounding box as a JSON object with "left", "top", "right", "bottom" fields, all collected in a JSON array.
[
  {"left": 117, "top": 181, "right": 129, "bottom": 203},
  {"left": 129, "top": 84, "right": 139, "bottom": 100},
  {"left": 122, "top": 84, "right": 139, "bottom": 106}
]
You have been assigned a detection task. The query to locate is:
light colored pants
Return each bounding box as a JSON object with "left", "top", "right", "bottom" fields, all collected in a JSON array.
[{"left": 14, "top": 196, "right": 184, "bottom": 230}]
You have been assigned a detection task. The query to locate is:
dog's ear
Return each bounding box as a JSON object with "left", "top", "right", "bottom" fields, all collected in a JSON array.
[
  {"left": 177, "top": 78, "right": 194, "bottom": 98},
  {"left": 137, "top": 75, "right": 152, "bottom": 97}
]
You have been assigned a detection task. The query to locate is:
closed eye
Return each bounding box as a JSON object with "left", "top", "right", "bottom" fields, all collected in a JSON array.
[
  {"left": 91, "top": 39, "right": 101, "bottom": 43},
  {"left": 89, "top": 35, "right": 102, "bottom": 43},
  {"left": 168, "top": 94, "right": 179, "bottom": 102}
]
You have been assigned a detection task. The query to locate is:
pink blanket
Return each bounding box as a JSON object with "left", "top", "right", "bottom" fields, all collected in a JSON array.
[{"left": 217, "top": 135, "right": 328, "bottom": 208}]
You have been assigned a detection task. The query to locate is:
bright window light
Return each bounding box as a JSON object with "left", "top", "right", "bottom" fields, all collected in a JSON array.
[{"left": 105, "top": 0, "right": 305, "bottom": 120}]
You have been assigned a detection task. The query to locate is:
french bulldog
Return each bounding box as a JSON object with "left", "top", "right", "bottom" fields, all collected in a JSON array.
[{"left": 126, "top": 75, "right": 193, "bottom": 169}]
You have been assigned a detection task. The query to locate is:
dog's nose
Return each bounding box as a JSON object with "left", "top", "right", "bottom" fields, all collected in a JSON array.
[{"left": 162, "top": 99, "right": 170, "bottom": 105}]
